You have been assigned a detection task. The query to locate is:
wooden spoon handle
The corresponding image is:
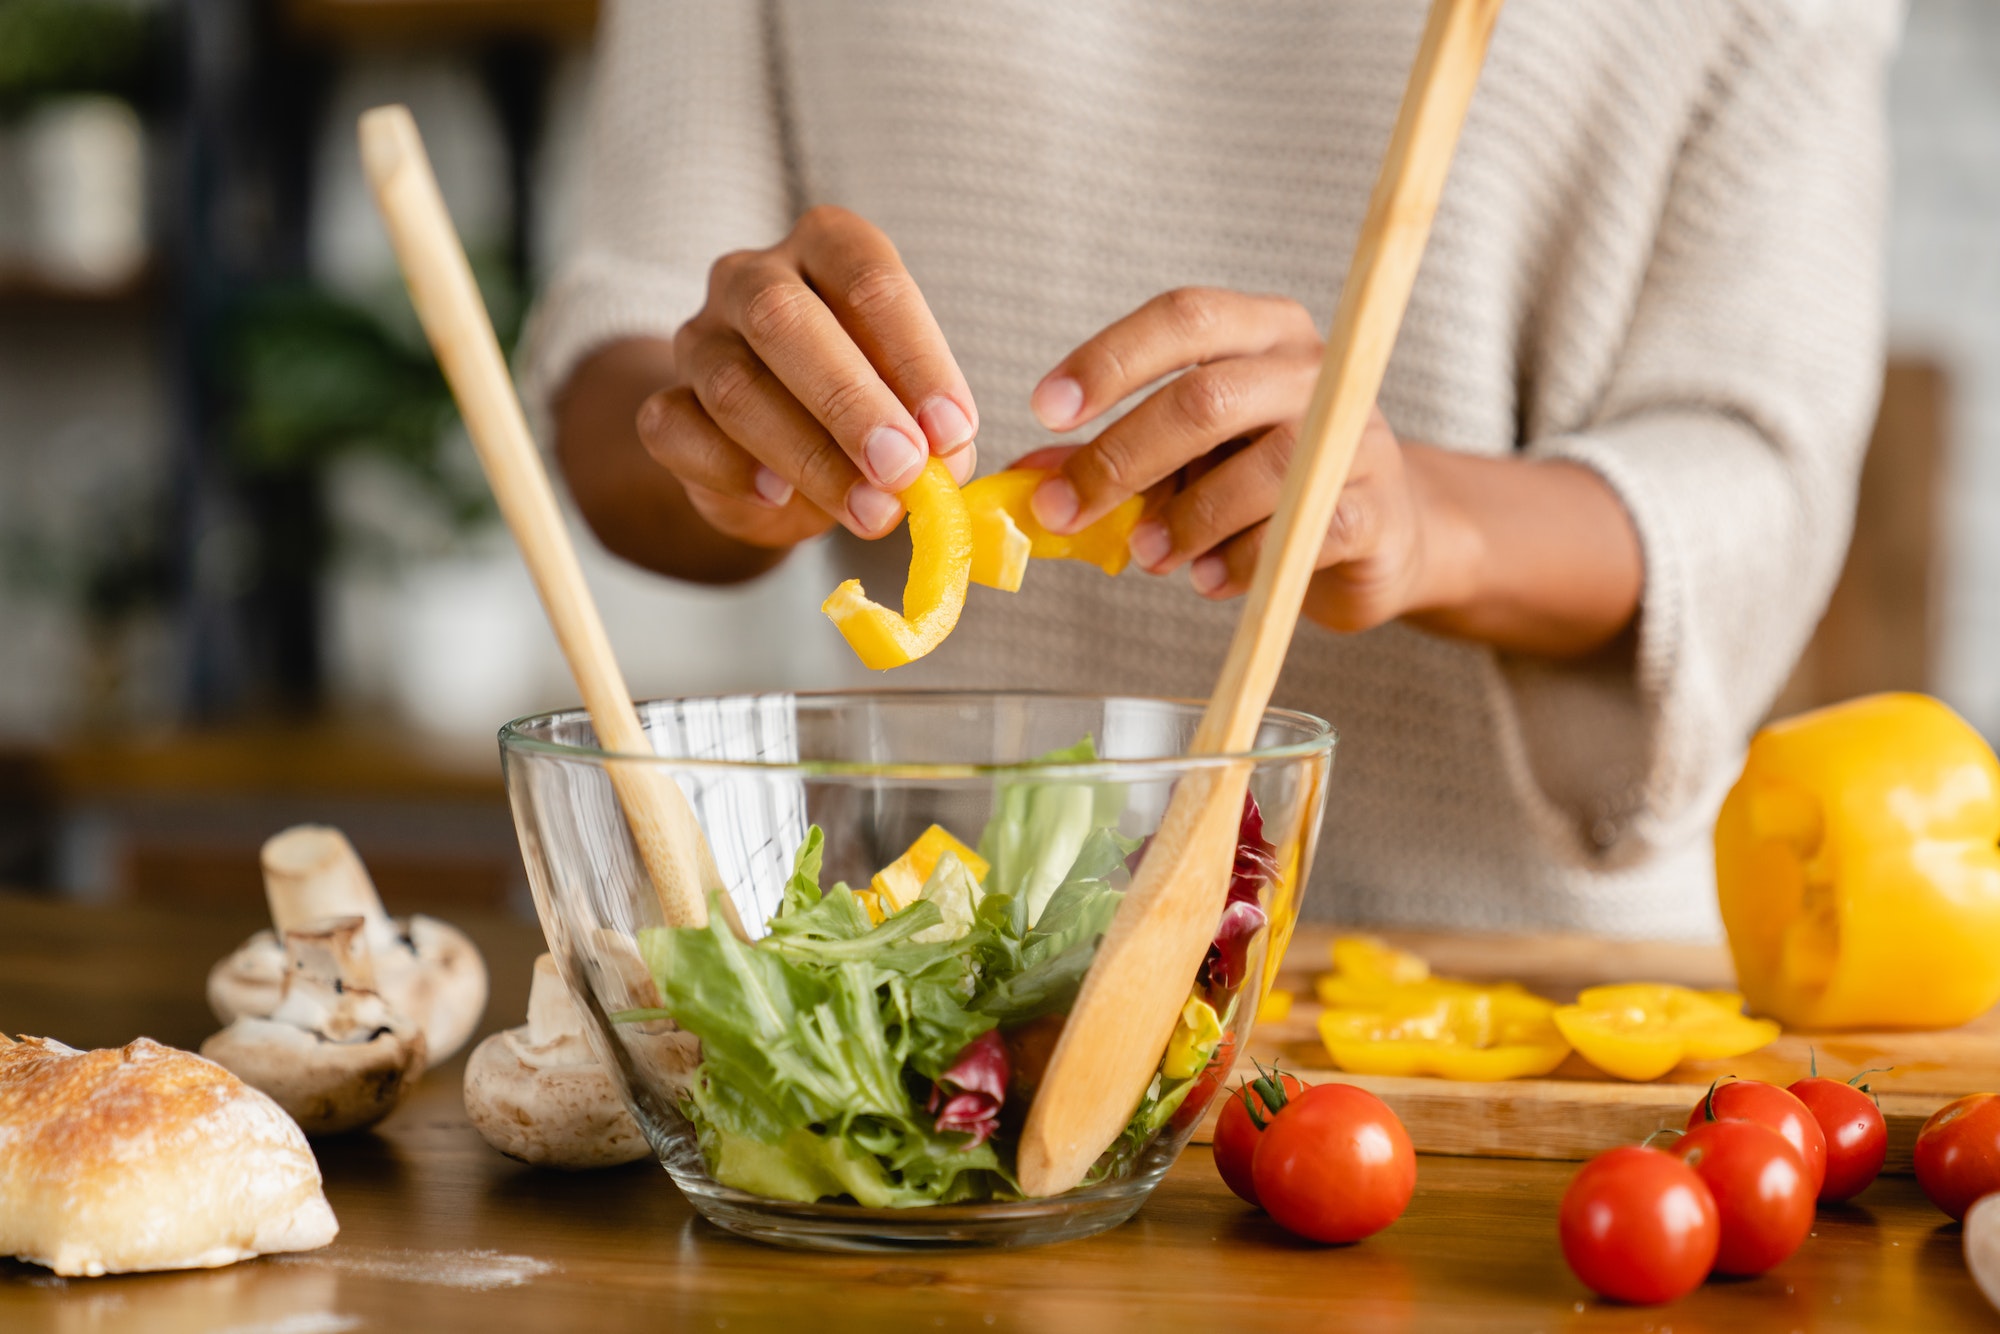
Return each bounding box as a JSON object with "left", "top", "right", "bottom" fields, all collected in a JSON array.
[
  {"left": 358, "top": 105, "right": 719, "bottom": 931},
  {"left": 1196, "top": 0, "right": 1504, "bottom": 755},
  {"left": 1018, "top": 0, "right": 1505, "bottom": 1198}
]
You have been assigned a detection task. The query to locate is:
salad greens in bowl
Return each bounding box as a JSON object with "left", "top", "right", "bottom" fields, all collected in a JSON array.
[{"left": 500, "top": 691, "right": 1333, "bottom": 1250}]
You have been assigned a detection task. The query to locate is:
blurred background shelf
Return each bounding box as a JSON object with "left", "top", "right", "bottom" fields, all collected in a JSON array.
[{"left": 285, "top": 0, "right": 599, "bottom": 43}]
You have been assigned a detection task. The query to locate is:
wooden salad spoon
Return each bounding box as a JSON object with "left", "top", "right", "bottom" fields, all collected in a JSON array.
[
  {"left": 1018, "top": 0, "right": 1507, "bottom": 1197},
  {"left": 359, "top": 105, "right": 728, "bottom": 935}
]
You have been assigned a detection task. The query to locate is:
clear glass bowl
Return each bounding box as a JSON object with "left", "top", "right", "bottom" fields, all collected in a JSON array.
[{"left": 500, "top": 690, "right": 1333, "bottom": 1251}]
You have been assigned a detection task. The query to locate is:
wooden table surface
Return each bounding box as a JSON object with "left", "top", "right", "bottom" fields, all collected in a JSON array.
[{"left": 3, "top": 892, "right": 1994, "bottom": 1332}]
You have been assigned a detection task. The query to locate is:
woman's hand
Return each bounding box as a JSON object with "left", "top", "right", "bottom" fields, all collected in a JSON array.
[
  {"left": 637, "top": 206, "right": 979, "bottom": 549},
  {"left": 1023, "top": 287, "right": 1455, "bottom": 634},
  {"left": 1025, "top": 286, "right": 1644, "bottom": 656}
]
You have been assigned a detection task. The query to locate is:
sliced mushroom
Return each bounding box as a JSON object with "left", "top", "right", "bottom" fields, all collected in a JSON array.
[
  {"left": 207, "top": 825, "right": 488, "bottom": 1067},
  {"left": 202, "top": 917, "right": 428, "bottom": 1136},
  {"left": 464, "top": 955, "right": 651, "bottom": 1169}
]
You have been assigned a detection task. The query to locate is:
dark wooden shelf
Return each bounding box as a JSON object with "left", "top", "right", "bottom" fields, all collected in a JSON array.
[
  {"left": 284, "top": 0, "right": 598, "bottom": 43},
  {"left": 0, "top": 266, "right": 155, "bottom": 311}
]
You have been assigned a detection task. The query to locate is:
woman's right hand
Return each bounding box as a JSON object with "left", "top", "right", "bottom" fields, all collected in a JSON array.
[{"left": 637, "top": 206, "right": 979, "bottom": 549}]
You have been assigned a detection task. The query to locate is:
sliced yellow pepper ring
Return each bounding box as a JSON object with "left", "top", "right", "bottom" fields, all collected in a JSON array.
[
  {"left": 822, "top": 457, "right": 971, "bottom": 669},
  {"left": 1329, "top": 935, "right": 1431, "bottom": 988},
  {"left": 1552, "top": 984, "right": 1780, "bottom": 1082},
  {"left": 1316, "top": 982, "right": 1571, "bottom": 1081},
  {"left": 870, "top": 824, "right": 989, "bottom": 914},
  {"left": 1162, "top": 994, "right": 1224, "bottom": 1080},
  {"left": 960, "top": 468, "right": 1144, "bottom": 591}
]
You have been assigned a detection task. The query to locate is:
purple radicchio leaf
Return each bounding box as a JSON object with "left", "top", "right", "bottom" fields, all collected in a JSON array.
[
  {"left": 1198, "top": 791, "right": 1279, "bottom": 997},
  {"left": 926, "top": 1028, "right": 1010, "bottom": 1148}
]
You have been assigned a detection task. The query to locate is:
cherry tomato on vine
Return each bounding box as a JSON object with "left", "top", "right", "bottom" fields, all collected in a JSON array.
[
  {"left": 1915, "top": 1092, "right": 2000, "bottom": 1221},
  {"left": 1559, "top": 1146, "right": 1720, "bottom": 1305},
  {"left": 1685, "top": 1079, "right": 1827, "bottom": 1199},
  {"left": 1213, "top": 1066, "right": 1306, "bottom": 1207},
  {"left": 1789, "top": 1073, "right": 1887, "bottom": 1203},
  {"left": 1250, "top": 1083, "right": 1416, "bottom": 1243},
  {"left": 1672, "top": 1120, "right": 1814, "bottom": 1275}
]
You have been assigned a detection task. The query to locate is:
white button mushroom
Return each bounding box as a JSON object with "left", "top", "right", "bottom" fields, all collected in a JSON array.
[
  {"left": 1967, "top": 1193, "right": 2000, "bottom": 1312},
  {"left": 207, "top": 825, "right": 488, "bottom": 1067},
  {"left": 201, "top": 917, "right": 427, "bottom": 1136},
  {"left": 464, "top": 954, "right": 653, "bottom": 1169}
]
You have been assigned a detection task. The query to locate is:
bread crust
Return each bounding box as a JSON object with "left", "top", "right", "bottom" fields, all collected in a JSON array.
[{"left": 0, "top": 1036, "right": 339, "bottom": 1276}]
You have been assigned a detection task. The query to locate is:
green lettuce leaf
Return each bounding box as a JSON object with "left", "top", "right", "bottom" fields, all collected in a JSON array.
[{"left": 978, "top": 736, "right": 1124, "bottom": 927}]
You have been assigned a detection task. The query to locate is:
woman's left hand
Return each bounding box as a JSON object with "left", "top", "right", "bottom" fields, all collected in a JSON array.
[{"left": 1022, "top": 287, "right": 1462, "bottom": 634}]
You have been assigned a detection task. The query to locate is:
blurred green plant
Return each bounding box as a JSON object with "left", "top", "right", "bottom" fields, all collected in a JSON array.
[
  {"left": 0, "top": 0, "right": 154, "bottom": 113},
  {"left": 220, "top": 262, "right": 523, "bottom": 540}
]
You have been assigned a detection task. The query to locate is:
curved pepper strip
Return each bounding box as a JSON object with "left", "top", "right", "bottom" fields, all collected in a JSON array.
[
  {"left": 1552, "top": 984, "right": 1779, "bottom": 1082},
  {"left": 822, "top": 458, "right": 971, "bottom": 669},
  {"left": 961, "top": 468, "right": 1145, "bottom": 591},
  {"left": 1716, "top": 692, "right": 2000, "bottom": 1031}
]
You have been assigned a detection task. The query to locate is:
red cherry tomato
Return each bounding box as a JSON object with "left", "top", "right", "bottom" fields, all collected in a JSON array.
[
  {"left": 1788, "top": 1076, "right": 1888, "bottom": 1203},
  {"left": 1672, "top": 1120, "right": 1815, "bottom": 1275},
  {"left": 1915, "top": 1092, "right": 2000, "bottom": 1221},
  {"left": 1559, "top": 1145, "right": 1720, "bottom": 1305},
  {"left": 1212, "top": 1068, "right": 1306, "bottom": 1208},
  {"left": 1686, "top": 1080, "right": 1827, "bottom": 1200},
  {"left": 1250, "top": 1083, "right": 1416, "bottom": 1243}
]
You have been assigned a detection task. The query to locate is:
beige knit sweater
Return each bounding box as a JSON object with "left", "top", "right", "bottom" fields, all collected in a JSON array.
[{"left": 525, "top": 0, "right": 1896, "bottom": 940}]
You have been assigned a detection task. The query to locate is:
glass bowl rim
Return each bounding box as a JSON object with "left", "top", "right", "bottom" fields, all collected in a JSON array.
[{"left": 498, "top": 688, "right": 1335, "bottom": 778}]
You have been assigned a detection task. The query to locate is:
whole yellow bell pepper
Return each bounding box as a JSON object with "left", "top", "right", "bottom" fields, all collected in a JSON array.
[
  {"left": 822, "top": 458, "right": 971, "bottom": 669},
  {"left": 1552, "top": 984, "right": 1779, "bottom": 1081},
  {"left": 1715, "top": 692, "right": 2000, "bottom": 1031},
  {"left": 960, "top": 468, "right": 1144, "bottom": 592}
]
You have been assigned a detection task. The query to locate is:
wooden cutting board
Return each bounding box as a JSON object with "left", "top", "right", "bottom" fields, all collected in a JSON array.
[{"left": 1196, "top": 925, "right": 2000, "bottom": 1175}]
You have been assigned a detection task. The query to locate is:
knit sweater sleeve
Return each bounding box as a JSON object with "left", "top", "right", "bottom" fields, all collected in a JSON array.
[
  {"left": 518, "top": 0, "right": 793, "bottom": 418},
  {"left": 1508, "top": 0, "right": 1894, "bottom": 864}
]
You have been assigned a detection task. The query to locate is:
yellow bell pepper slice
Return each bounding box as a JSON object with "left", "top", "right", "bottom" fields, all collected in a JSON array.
[
  {"left": 1716, "top": 692, "right": 2000, "bottom": 1031},
  {"left": 1331, "top": 935, "right": 1431, "bottom": 987},
  {"left": 1257, "top": 988, "right": 1295, "bottom": 1025},
  {"left": 970, "top": 504, "right": 1032, "bottom": 591},
  {"left": 822, "top": 457, "right": 971, "bottom": 669},
  {"left": 1162, "top": 994, "right": 1224, "bottom": 1080},
  {"left": 1316, "top": 983, "right": 1571, "bottom": 1081},
  {"left": 870, "top": 824, "right": 989, "bottom": 914},
  {"left": 960, "top": 468, "right": 1144, "bottom": 591},
  {"left": 1552, "top": 984, "right": 1780, "bottom": 1082},
  {"left": 854, "top": 889, "right": 885, "bottom": 926},
  {"left": 1312, "top": 936, "right": 1569, "bottom": 1080}
]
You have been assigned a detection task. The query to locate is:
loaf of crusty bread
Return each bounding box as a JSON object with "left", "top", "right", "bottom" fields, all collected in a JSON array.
[{"left": 0, "top": 1035, "right": 339, "bottom": 1276}]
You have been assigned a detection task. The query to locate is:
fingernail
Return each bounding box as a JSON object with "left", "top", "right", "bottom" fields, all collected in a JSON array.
[
  {"left": 864, "top": 426, "right": 924, "bottom": 489},
  {"left": 846, "top": 482, "right": 902, "bottom": 535},
  {"left": 636, "top": 396, "right": 665, "bottom": 440},
  {"left": 945, "top": 443, "right": 978, "bottom": 485},
  {"left": 917, "top": 396, "right": 975, "bottom": 452},
  {"left": 1031, "top": 375, "right": 1085, "bottom": 431},
  {"left": 1190, "top": 554, "right": 1227, "bottom": 596},
  {"left": 1129, "top": 520, "right": 1171, "bottom": 571},
  {"left": 1030, "top": 475, "right": 1080, "bottom": 533},
  {"left": 751, "top": 467, "right": 794, "bottom": 509}
]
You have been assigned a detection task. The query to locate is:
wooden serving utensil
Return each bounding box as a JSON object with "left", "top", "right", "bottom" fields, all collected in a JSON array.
[
  {"left": 358, "top": 105, "right": 725, "bottom": 933},
  {"left": 1017, "top": 0, "right": 1506, "bottom": 1197}
]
